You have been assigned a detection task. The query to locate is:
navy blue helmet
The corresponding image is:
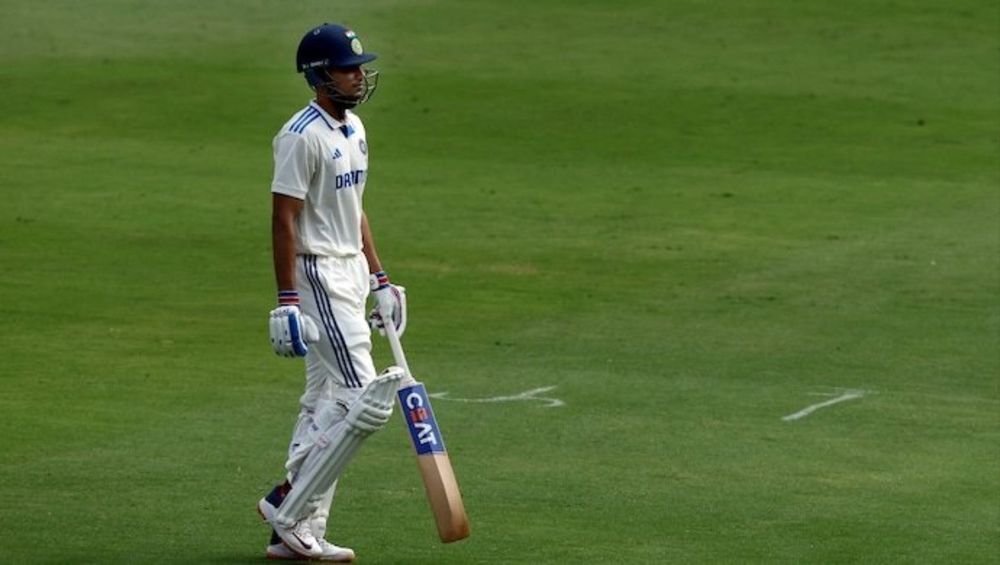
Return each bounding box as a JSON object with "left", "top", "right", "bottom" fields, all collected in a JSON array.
[{"left": 296, "top": 24, "right": 379, "bottom": 107}]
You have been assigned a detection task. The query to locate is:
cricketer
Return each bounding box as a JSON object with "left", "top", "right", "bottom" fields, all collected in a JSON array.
[{"left": 257, "top": 23, "right": 407, "bottom": 562}]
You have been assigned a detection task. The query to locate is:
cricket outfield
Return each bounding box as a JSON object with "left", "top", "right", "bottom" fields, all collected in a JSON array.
[{"left": 1, "top": 0, "right": 997, "bottom": 562}]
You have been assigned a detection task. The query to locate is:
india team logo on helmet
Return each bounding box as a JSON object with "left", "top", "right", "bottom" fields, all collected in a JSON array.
[{"left": 344, "top": 30, "right": 365, "bottom": 55}]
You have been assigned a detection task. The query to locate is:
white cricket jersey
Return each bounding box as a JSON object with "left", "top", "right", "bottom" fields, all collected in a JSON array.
[{"left": 271, "top": 102, "right": 370, "bottom": 258}]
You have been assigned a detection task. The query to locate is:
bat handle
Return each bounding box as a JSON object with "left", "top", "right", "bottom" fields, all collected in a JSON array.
[{"left": 384, "top": 321, "right": 416, "bottom": 386}]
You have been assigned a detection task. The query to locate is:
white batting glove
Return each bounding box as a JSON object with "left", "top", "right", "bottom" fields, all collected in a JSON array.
[
  {"left": 368, "top": 271, "right": 407, "bottom": 338},
  {"left": 268, "top": 291, "right": 320, "bottom": 357}
]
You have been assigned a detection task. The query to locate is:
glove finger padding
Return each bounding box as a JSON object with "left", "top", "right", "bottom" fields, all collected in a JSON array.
[
  {"left": 369, "top": 285, "right": 407, "bottom": 337},
  {"left": 269, "top": 314, "right": 292, "bottom": 357},
  {"left": 269, "top": 305, "right": 311, "bottom": 357},
  {"left": 269, "top": 316, "right": 281, "bottom": 355},
  {"left": 390, "top": 285, "right": 407, "bottom": 336}
]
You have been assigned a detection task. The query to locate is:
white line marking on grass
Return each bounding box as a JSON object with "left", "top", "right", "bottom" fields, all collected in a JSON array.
[
  {"left": 782, "top": 389, "right": 867, "bottom": 421},
  {"left": 428, "top": 386, "right": 565, "bottom": 408}
]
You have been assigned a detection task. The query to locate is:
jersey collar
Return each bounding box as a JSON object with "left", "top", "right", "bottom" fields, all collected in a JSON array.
[{"left": 308, "top": 101, "right": 348, "bottom": 131}]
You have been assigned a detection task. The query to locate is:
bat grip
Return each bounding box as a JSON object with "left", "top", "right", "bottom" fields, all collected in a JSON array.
[{"left": 384, "top": 321, "right": 417, "bottom": 386}]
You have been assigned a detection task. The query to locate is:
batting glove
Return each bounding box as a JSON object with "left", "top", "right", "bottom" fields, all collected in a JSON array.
[
  {"left": 368, "top": 271, "right": 407, "bottom": 338},
  {"left": 268, "top": 291, "right": 320, "bottom": 357}
]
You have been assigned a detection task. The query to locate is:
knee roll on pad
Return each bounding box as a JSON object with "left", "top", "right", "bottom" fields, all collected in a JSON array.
[{"left": 286, "top": 401, "right": 341, "bottom": 473}]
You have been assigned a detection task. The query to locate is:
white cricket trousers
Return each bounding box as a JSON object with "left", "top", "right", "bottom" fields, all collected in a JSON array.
[
  {"left": 297, "top": 253, "right": 377, "bottom": 407},
  {"left": 284, "top": 253, "right": 377, "bottom": 472}
]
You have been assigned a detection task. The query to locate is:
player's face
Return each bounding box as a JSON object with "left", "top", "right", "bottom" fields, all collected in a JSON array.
[{"left": 326, "top": 66, "right": 366, "bottom": 100}]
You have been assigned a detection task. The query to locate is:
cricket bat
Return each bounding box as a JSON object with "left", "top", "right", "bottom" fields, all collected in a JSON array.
[{"left": 384, "top": 323, "right": 470, "bottom": 543}]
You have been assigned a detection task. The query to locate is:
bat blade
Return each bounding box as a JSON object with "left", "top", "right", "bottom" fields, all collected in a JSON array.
[
  {"left": 417, "top": 452, "right": 470, "bottom": 542},
  {"left": 398, "top": 382, "right": 470, "bottom": 543}
]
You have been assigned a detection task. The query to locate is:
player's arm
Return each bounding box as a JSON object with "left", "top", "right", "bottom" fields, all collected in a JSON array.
[
  {"left": 360, "top": 211, "right": 383, "bottom": 275},
  {"left": 273, "top": 194, "right": 304, "bottom": 291},
  {"left": 362, "top": 211, "right": 407, "bottom": 336},
  {"left": 268, "top": 132, "right": 317, "bottom": 357},
  {"left": 268, "top": 193, "right": 318, "bottom": 357},
  {"left": 271, "top": 132, "right": 312, "bottom": 298}
]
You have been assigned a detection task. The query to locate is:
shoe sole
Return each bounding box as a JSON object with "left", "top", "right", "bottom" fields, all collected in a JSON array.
[
  {"left": 266, "top": 547, "right": 308, "bottom": 561},
  {"left": 316, "top": 552, "right": 356, "bottom": 562},
  {"left": 265, "top": 548, "right": 354, "bottom": 563}
]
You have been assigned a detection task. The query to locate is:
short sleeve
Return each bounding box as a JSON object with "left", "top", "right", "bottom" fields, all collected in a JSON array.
[{"left": 271, "top": 132, "right": 314, "bottom": 199}]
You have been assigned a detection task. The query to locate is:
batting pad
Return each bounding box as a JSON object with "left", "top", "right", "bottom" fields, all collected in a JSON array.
[
  {"left": 276, "top": 369, "right": 403, "bottom": 526},
  {"left": 285, "top": 401, "right": 341, "bottom": 475},
  {"left": 309, "top": 482, "right": 338, "bottom": 540}
]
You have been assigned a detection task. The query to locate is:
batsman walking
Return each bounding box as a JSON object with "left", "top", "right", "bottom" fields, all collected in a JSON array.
[{"left": 257, "top": 23, "right": 407, "bottom": 561}]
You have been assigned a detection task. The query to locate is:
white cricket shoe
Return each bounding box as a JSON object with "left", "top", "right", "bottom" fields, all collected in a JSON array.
[
  {"left": 258, "top": 496, "right": 320, "bottom": 558},
  {"left": 273, "top": 519, "right": 320, "bottom": 558},
  {"left": 315, "top": 538, "right": 356, "bottom": 562},
  {"left": 266, "top": 539, "right": 355, "bottom": 562}
]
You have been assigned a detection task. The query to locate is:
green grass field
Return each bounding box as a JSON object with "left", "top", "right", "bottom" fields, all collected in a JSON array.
[{"left": 2, "top": 1, "right": 998, "bottom": 562}]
